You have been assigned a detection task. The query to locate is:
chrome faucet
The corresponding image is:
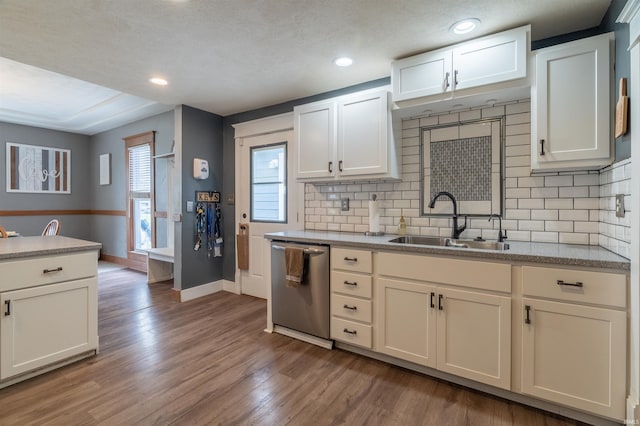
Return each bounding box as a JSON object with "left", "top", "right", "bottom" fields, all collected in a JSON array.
[
  {"left": 428, "top": 191, "right": 467, "bottom": 239},
  {"left": 488, "top": 214, "right": 508, "bottom": 242}
]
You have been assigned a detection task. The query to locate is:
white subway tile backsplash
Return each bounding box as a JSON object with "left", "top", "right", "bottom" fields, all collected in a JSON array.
[
  {"left": 303, "top": 100, "right": 630, "bottom": 257},
  {"left": 531, "top": 231, "right": 559, "bottom": 243},
  {"left": 531, "top": 209, "right": 558, "bottom": 220},
  {"left": 544, "top": 175, "right": 574, "bottom": 187}
]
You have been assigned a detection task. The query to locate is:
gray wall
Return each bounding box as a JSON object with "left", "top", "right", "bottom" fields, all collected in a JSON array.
[
  {"left": 179, "top": 105, "right": 224, "bottom": 290},
  {"left": 532, "top": 0, "right": 631, "bottom": 162},
  {"left": 220, "top": 77, "right": 390, "bottom": 281},
  {"left": 89, "top": 110, "right": 174, "bottom": 258},
  {"left": 0, "top": 121, "right": 92, "bottom": 238}
]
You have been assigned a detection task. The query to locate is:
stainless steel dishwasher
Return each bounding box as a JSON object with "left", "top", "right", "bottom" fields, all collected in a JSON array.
[{"left": 271, "top": 241, "right": 330, "bottom": 340}]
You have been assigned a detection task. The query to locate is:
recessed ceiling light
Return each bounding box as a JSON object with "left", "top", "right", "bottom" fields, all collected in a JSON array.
[
  {"left": 334, "top": 57, "right": 354, "bottom": 67},
  {"left": 450, "top": 18, "right": 480, "bottom": 35},
  {"left": 149, "top": 77, "right": 168, "bottom": 86}
]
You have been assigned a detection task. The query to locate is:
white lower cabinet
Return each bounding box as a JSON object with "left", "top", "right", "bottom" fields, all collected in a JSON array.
[
  {"left": 377, "top": 278, "right": 436, "bottom": 366},
  {"left": 436, "top": 287, "right": 511, "bottom": 389},
  {"left": 1, "top": 277, "right": 98, "bottom": 380},
  {"left": 521, "top": 265, "right": 627, "bottom": 420},
  {"left": 330, "top": 247, "right": 374, "bottom": 348},
  {"left": 375, "top": 252, "right": 512, "bottom": 390}
]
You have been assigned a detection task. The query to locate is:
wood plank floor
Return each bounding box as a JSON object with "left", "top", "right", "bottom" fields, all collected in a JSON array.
[{"left": 0, "top": 269, "right": 585, "bottom": 425}]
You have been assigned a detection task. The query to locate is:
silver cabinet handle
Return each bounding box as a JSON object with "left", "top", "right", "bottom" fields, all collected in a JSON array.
[
  {"left": 43, "top": 267, "right": 63, "bottom": 274},
  {"left": 343, "top": 304, "right": 357, "bottom": 311},
  {"left": 557, "top": 280, "right": 583, "bottom": 288},
  {"left": 271, "top": 245, "right": 325, "bottom": 255}
]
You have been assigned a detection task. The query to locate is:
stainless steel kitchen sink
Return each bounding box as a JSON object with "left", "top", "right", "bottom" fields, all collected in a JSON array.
[
  {"left": 388, "top": 236, "right": 509, "bottom": 251},
  {"left": 387, "top": 235, "right": 447, "bottom": 246}
]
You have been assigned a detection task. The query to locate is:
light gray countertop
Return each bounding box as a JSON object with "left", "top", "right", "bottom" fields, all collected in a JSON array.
[
  {"left": 0, "top": 236, "right": 102, "bottom": 260},
  {"left": 265, "top": 230, "right": 630, "bottom": 271}
]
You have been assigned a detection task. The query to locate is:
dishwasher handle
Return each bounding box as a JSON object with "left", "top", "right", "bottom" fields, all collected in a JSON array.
[{"left": 271, "top": 244, "right": 326, "bottom": 255}]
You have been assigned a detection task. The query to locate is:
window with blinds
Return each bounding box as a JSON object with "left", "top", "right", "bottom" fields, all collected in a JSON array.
[
  {"left": 124, "top": 131, "right": 155, "bottom": 256},
  {"left": 128, "top": 144, "right": 151, "bottom": 193}
]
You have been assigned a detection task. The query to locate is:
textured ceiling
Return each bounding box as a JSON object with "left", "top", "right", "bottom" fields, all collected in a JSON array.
[{"left": 0, "top": 0, "right": 611, "bottom": 133}]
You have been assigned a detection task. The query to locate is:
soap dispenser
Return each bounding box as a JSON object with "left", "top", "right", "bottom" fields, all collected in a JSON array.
[{"left": 398, "top": 215, "right": 407, "bottom": 236}]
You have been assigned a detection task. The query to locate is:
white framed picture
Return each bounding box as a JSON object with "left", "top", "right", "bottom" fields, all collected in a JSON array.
[
  {"left": 99, "top": 153, "right": 110, "bottom": 185},
  {"left": 6, "top": 142, "right": 71, "bottom": 194}
]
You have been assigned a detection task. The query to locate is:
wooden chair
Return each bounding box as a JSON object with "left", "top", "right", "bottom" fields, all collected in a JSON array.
[
  {"left": 42, "top": 219, "right": 60, "bottom": 236},
  {"left": 0, "top": 225, "right": 8, "bottom": 238}
]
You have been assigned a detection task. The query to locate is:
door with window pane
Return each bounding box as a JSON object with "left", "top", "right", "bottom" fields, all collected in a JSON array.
[
  {"left": 124, "top": 131, "right": 155, "bottom": 268},
  {"left": 237, "top": 130, "right": 302, "bottom": 299}
]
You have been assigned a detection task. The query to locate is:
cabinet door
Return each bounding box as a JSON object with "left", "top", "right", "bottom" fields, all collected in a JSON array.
[
  {"left": 376, "top": 278, "right": 436, "bottom": 367},
  {"left": 295, "top": 100, "right": 336, "bottom": 180},
  {"left": 522, "top": 298, "right": 626, "bottom": 420},
  {"left": 452, "top": 26, "right": 527, "bottom": 91},
  {"left": 532, "top": 34, "right": 611, "bottom": 169},
  {"left": 337, "top": 90, "right": 389, "bottom": 178},
  {"left": 391, "top": 49, "right": 452, "bottom": 101},
  {"left": 1, "top": 278, "right": 98, "bottom": 379},
  {"left": 436, "top": 288, "right": 511, "bottom": 390}
]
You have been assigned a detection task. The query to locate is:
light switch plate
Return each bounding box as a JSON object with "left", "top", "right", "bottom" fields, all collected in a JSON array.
[
  {"left": 341, "top": 198, "right": 349, "bottom": 211},
  {"left": 615, "top": 194, "right": 625, "bottom": 218},
  {"left": 186, "top": 201, "right": 194, "bottom": 212}
]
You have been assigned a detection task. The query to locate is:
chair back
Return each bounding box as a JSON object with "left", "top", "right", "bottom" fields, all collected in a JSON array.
[
  {"left": 0, "top": 225, "right": 7, "bottom": 238},
  {"left": 42, "top": 219, "right": 60, "bottom": 236}
]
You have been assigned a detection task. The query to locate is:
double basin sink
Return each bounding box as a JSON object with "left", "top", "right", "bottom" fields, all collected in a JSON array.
[{"left": 389, "top": 235, "right": 509, "bottom": 251}]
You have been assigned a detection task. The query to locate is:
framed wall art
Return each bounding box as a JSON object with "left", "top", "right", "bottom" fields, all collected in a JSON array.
[{"left": 6, "top": 142, "right": 71, "bottom": 194}]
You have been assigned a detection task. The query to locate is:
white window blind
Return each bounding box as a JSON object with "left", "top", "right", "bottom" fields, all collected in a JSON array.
[{"left": 128, "top": 144, "right": 151, "bottom": 193}]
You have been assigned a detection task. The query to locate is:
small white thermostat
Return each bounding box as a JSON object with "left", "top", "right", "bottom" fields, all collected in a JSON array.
[{"left": 193, "top": 158, "right": 209, "bottom": 180}]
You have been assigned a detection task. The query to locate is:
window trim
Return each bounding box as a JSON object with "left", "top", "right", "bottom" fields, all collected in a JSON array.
[
  {"left": 250, "top": 141, "right": 287, "bottom": 223},
  {"left": 124, "top": 131, "right": 155, "bottom": 263}
]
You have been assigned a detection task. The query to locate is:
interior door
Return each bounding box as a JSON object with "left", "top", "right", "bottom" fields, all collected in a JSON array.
[{"left": 236, "top": 130, "right": 301, "bottom": 299}]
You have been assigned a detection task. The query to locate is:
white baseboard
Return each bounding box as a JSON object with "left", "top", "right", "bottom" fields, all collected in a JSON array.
[
  {"left": 180, "top": 280, "right": 224, "bottom": 302},
  {"left": 628, "top": 396, "right": 639, "bottom": 424},
  {"left": 222, "top": 279, "right": 239, "bottom": 294}
]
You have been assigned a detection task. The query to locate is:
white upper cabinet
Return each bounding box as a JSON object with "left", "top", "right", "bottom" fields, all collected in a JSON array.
[
  {"left": 295, "top": 100, "right": 336, "bottom": 180},
  {"left": 392, "top": 25, "right": 529, "bottom": 102},
  {"left": 295, "top": 88, "right": 400, "bottom": 182},
  {"left": 531, "top": 33, "right": 614, "bottom": 171}
]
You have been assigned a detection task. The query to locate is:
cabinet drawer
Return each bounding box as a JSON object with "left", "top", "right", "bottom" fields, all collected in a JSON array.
[
  {"left": 331, "top": 294, "right": 372, "bottom": 323},
  {"left": 522, "top": 266, "right": 626, "bottom": 308},
  {"left": 378, "top": 252, "right": 510, "bottom": 293},
  {"left": 331, "top": 317, "right": 372, "bottom": 349},
  {"left": 331, "top": 271, "right": 372, "bottom": 298},
  {"left": 0, "top": 251, "right": 98, "bottom": 292},
  {"left": 331, "top": 248, "right": 372, "bottom": 273}
]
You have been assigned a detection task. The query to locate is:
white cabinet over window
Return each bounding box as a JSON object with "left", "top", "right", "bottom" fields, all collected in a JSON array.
[
  {"left": 295, "top": 88, "right": 400, "bottom": 182},
  {"left": 392, "top": 25, "right": 529, "bottom": 103},
  {"left": 531, "top": 33, "right": 614, "bottom": 171}
]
